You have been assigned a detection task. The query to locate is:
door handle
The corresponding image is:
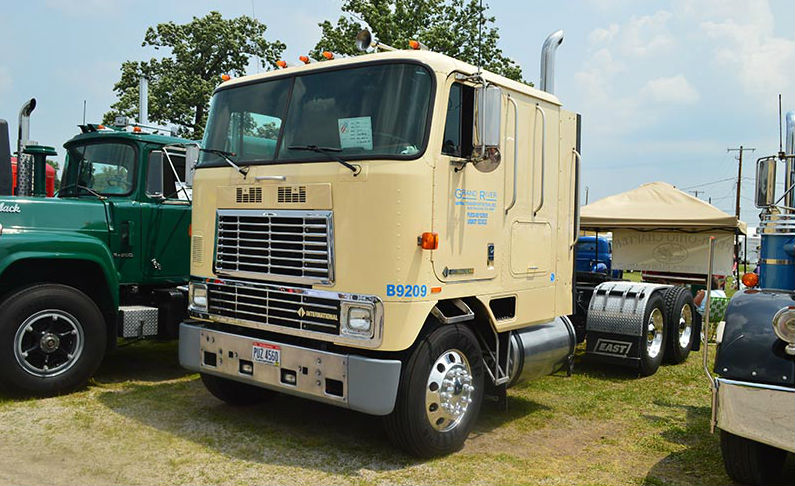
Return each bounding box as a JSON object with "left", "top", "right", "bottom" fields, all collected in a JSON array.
[
  {"left": 255, "top": 175, "right": 286, "bottom": 181},
  {"left": 504, "top": 95, "right": 519, "bottom": 214},
  {"left": 534, "top": 104, "right": 546, "bottom": 217}
]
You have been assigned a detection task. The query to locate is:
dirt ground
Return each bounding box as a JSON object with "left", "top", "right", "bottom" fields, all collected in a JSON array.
[{"left": 0, "top": 341, "right": 791, "bottom": 485}]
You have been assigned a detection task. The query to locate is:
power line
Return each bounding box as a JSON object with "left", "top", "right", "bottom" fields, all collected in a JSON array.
[{"left": 679, "top": 176, "right": 737, "bottom": 190}]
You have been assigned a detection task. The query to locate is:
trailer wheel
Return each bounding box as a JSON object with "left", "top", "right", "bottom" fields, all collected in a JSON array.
[
  {"left": 384, "top": 324, "right": 484, "bottom": 458},
  {"left": 720, "top": 430, "right": 786, "bottom": 485},
  {"left": 638, "top": 293, "right": 666, "bottom": 376},
  {"left": 0, "top": 284, "right": 106, "bottom": 396},
  {"left": 662, "top": 286, "right": 695, "bottom": 364},
  {"left": 200, "top": 373, "right": 276, "bottom": 406}
]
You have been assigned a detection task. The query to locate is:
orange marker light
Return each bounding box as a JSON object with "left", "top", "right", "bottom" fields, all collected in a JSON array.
[
  {"left": 220, "top": 74, "right": 231, "bottom": 81},
  {"left": 97, "top": 124, "right": 106, "bottom": 129},
  {"left": 276, "top": 60, "right": 287, "bottom": 68},
  {"left": 419, "top": 232, "right": 439, "bottom": 250},
  {"left": 188, "top": 224, "right": 192, "bottom": 237},
  {"left": 741, "top": 272, "right": 759, "bottom": 288},
  {"left": 321, "top": 51, "right": 334, "bottom": 60},
  {"left": 430, "top": 287, "right": 442, "bottom": 294},
  {"left": 408, "top": 40, "right": 420, "bottom": 50},
  {"left": 299, "top": 55, "right": 310, "bottom": 64},
  {"left": 132, "top": 126, "right": 142, "bottom": 133}
]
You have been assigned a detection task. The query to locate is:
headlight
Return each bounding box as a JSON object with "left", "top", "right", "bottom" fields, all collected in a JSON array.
[
  {"left": 341, "top": 302, "right": 374, "bottom": 338},
  {"left": 189, "top": 282, "right": 208, "bottom": 312},
  {"left": 771, "top": 306, "right": 795, "bottom": 355}
]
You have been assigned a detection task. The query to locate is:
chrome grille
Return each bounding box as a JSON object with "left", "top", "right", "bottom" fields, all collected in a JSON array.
[
  {"left": 215, "top": 209, "right": 333, "bottom": 284},
  {"left": 207, "top": 281, "right": 340, "bottom": 335}
]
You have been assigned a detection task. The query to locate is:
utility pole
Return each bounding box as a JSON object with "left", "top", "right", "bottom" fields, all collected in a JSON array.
[
  {"left": 727, "top": 145, "right": 755, "bottom": 287},
  {"left": 585, "top": 186, "right": 589, "bottom": 205},
  {"left": 689, "top": 190, "right": 704, "bottom": 199}
]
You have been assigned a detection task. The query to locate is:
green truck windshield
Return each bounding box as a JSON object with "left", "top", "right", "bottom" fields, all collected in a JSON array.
[
  {"left": 199, "top": 62, "right": 434, "bottom": 167},
  {"left": 62, "top": 142, "right": 136, "bottom": 196}
]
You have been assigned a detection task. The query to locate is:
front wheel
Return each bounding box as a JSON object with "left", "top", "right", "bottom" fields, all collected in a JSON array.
[
  {"left": 720, "top": 430, "right": 787, "bottom": 485},
  {"left": 384, "top": 324, "right": 484, "bottom": 458},
  {"left": 0, "top": 284, "right": 106, "bottom": 396}
]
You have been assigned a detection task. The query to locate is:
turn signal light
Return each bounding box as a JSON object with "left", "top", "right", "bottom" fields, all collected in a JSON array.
[
  {"left": 321, "top": 51, "right": 334, "bottom": 60},
  {"left": 220, "top": 74, "right": 231, "bottom": 81},
  {"left": 299, "top": 55, "right": 310, "bottom": 64},
  {"left": 741, "top": 272, "right": 759, "bottom": 288},
  {"left": 419, "top": 232, "right": 438, "bottom": 250},
  {"left": 276, "top": 60, "right": 287, "bottom": 68}
]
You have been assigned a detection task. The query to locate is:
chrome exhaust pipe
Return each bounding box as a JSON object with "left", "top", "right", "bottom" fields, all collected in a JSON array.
[
  {"left": 784, "top": 111, "right": 795, "bottom": 209},
  {"left": 539, "top": 30, "right": 564, "bottom": 94},
  {"left": 16, "top": 98, "right": 36, "bottom": 196},
  {"left": 139, "top": 77, "right": 149, "bottom": 125}
]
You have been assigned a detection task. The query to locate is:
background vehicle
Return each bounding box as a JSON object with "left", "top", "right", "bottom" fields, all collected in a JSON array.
[
  {"left": 707, "top": 111, "right": 795, "bottom": 485},
  {"left": 574, "top": 235, "right": 621, "bottom": 278},
  {"left": 0, "top": 94, "right": 197, "bottom": 396}
]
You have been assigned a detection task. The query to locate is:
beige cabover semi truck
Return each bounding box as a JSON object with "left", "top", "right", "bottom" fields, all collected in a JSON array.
[{"left": 180, "top": 30, "right": 581, "bottom": 457}]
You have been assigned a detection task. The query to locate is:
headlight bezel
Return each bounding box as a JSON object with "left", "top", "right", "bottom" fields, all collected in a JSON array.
[
  {"left": 771, "top": 306, "right": 795, "bottom": 353},
  {"left": 188, "top": 282, "right": 208, "bottom": 313},
  {"left": 340, "top": 301, "right": 375, "bottom": 339}
]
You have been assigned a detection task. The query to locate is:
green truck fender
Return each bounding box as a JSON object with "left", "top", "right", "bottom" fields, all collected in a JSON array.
[{"left": 0, "top": 230, "right": 120, "bottom": 310}]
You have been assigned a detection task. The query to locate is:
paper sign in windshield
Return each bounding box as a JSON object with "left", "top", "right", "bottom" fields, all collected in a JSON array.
[{"left": 338, "top": 116, "right": 373, "bottom": 150}]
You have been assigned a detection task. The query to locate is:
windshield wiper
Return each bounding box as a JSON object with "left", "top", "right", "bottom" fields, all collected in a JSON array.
[
  {"left": 287, "top": 145, "right": 359, "bottom": 175},
  {"left": 200, "top": 148, "right": 249, "bottom": 178},
  {"left": 58, "top": 182, "right": 106, "bottom": 200}
]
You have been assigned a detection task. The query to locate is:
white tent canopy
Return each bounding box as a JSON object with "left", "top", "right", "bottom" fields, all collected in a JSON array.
[{"left": 581, "top": 182, "right": 747, "bottom": 234}]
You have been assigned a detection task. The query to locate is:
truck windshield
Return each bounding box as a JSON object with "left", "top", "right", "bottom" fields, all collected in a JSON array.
[
  {"left": 62, "top": 142, "right": 136, "bottom": 196},
  {"left": 200, "top": 62, "right": 434, "bottom": 167}
]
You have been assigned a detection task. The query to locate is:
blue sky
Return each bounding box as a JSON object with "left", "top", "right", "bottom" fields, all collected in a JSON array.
[{"left": 0, "top": 0, "right": 792, "bottom": 224}]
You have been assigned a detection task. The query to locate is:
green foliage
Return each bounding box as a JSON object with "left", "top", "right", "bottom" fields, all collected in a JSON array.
[
  {"left": 311, "top": 0, "right": 524, "bottom": 82},
  {"left": 103, "top": 12, "right": 285, "bottom": 139}
]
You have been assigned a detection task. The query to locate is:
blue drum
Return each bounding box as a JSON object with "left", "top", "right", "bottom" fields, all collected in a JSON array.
[{"left": 758, "top": 214, "right": 795, "bottom": 290}]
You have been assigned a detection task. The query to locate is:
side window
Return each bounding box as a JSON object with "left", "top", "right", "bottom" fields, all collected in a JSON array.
[
  {"left": 147, "top": 150, "right": 187, "bottom": 199},
  {"left": 441, "top": 83, "right": 474, "bottom": 158}
]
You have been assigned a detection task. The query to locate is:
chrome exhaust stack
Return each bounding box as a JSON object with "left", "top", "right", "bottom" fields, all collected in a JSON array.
[
  {"left": 539, "top": 30, "right": 564, "bottom": 94},
  {"left": 139, "top": 77, "right": 149, "bottom": 125},
  {"left": 16, "top": 98, "right": 36, "bottom": 196},
  {"left": 784, "top": 111, "right": 795, "bottom": 209}
]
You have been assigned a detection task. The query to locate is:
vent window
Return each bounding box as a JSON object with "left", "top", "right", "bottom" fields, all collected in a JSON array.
[
  {"left": 278, "top": 186, "right": 307, "bottom": 203},
  {"left": 236, "top": 186, "right": 262, "bottom": 203}
]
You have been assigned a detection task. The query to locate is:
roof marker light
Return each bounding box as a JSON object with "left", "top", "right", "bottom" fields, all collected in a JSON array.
[
  {"left": 276, "top": 60, "right": 287, "bottom": 68},
  {"left": 299, "top": 55, "right": 311, "bottom": 64},
  {"left": 220, "top": 74, "right": 231, "bottom": 81},
  {"left": 321, "top": 51, "right": 334, "bottom": 60}
]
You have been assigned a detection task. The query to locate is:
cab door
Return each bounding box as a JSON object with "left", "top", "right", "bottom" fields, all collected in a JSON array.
[
  {"left": 431, "top": 81, "right": 502, "bottom": 282},
  {"left": 140, "top": 147, "right": 191, "bottom": 284}
]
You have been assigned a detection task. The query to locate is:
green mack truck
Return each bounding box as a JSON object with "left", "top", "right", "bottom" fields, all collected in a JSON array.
[{"left": 0, "top": 97, "right": 195, "bottom": 396}]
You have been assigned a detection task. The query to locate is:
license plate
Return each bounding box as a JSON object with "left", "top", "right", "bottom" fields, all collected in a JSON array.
[{"left": 252, "top": 342, "right": 281, "bottom": 366}]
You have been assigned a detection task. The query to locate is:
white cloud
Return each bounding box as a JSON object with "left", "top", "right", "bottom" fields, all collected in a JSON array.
[
  {"left": 641, "top": 75, "right": 700, "bottom": 105},
  {"left": 619, "top": 11, "right": 675, "bottom": 58}
]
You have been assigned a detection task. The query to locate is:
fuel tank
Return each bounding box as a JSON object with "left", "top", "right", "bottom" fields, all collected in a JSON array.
[{"left": 507, "top": 315, "right": 576, "bottom": 387}]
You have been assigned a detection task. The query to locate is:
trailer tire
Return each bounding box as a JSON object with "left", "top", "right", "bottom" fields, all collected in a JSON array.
[
  {"left": 720, "top": 430, "right": 786, "bottom": 485},
  {"left": 384, "top": 324, "right": 484, "bottom": 458},
  {"left": 662, "top": 286, "right": 695, "bottom": 364},
  {"left": 0, "top": 284, "right": 106, "bottom": 396},
  {"left": 638, "top": 293, "right": 666, "bottom": 376},
  {"left": 200, "top": 373, "right": 275, "bottom": 406}
]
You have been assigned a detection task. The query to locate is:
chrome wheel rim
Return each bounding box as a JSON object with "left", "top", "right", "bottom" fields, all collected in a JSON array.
[
  {"left": 13, "top": 310, "right": 84, "bottom": 377},
  {"left": 646, "top": 308, "right": 664, "bottom": 359},
  {"left": 425, "top": 349, "right": 474, "bottom": 432},
  {"left": 678, "top": 304, "right": 693, "bottom": 349}
]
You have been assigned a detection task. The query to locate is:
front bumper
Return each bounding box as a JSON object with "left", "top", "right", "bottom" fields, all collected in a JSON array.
[
  {"left": 179, "top": 322, "right": 401, "bottom": 416},
  {"left": 714, "top": 377, "right": 795, "bottom": 452}
]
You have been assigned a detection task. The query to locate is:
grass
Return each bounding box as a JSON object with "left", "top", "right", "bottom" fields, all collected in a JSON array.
[{"left": 0, "top": 339, "right": 759, "bottom": 486}]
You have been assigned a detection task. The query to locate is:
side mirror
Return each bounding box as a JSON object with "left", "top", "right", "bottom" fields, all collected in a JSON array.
[
  {"left": 185, "top": 145, "right": 199, "bottom": 186},
  {"left": 472, "top": 85, "right": 502, "bottom": 172},
  {"left": 755, "top": 157, "right": 776, "bottom": 208}
]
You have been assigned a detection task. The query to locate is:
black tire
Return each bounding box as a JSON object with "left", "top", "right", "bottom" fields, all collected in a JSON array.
[
  {"left": 200, "top": 373, "right": 276, "bottom": 406},
  {"left": 720, "top": 430, "right": 787, "bottom": 485},
  {"left": 0, "top": 284, "right": 106, "bottom": 396},
  {"left": 662, "top": 286, "right": 695, "bottom": 364},
  {"left": 638, "top": 293, "right": 666, "bottom": 376},
  {"left": 384, "top": 324, "right": 484, "bottom": 458}
]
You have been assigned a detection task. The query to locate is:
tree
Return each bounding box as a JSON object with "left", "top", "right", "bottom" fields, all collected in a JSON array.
[
  {"left": 103, "top": 12, "right": 285, "bottom": 139},
  {"left": 311, "top": 0, "right": 524, "bottom": 82}
]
